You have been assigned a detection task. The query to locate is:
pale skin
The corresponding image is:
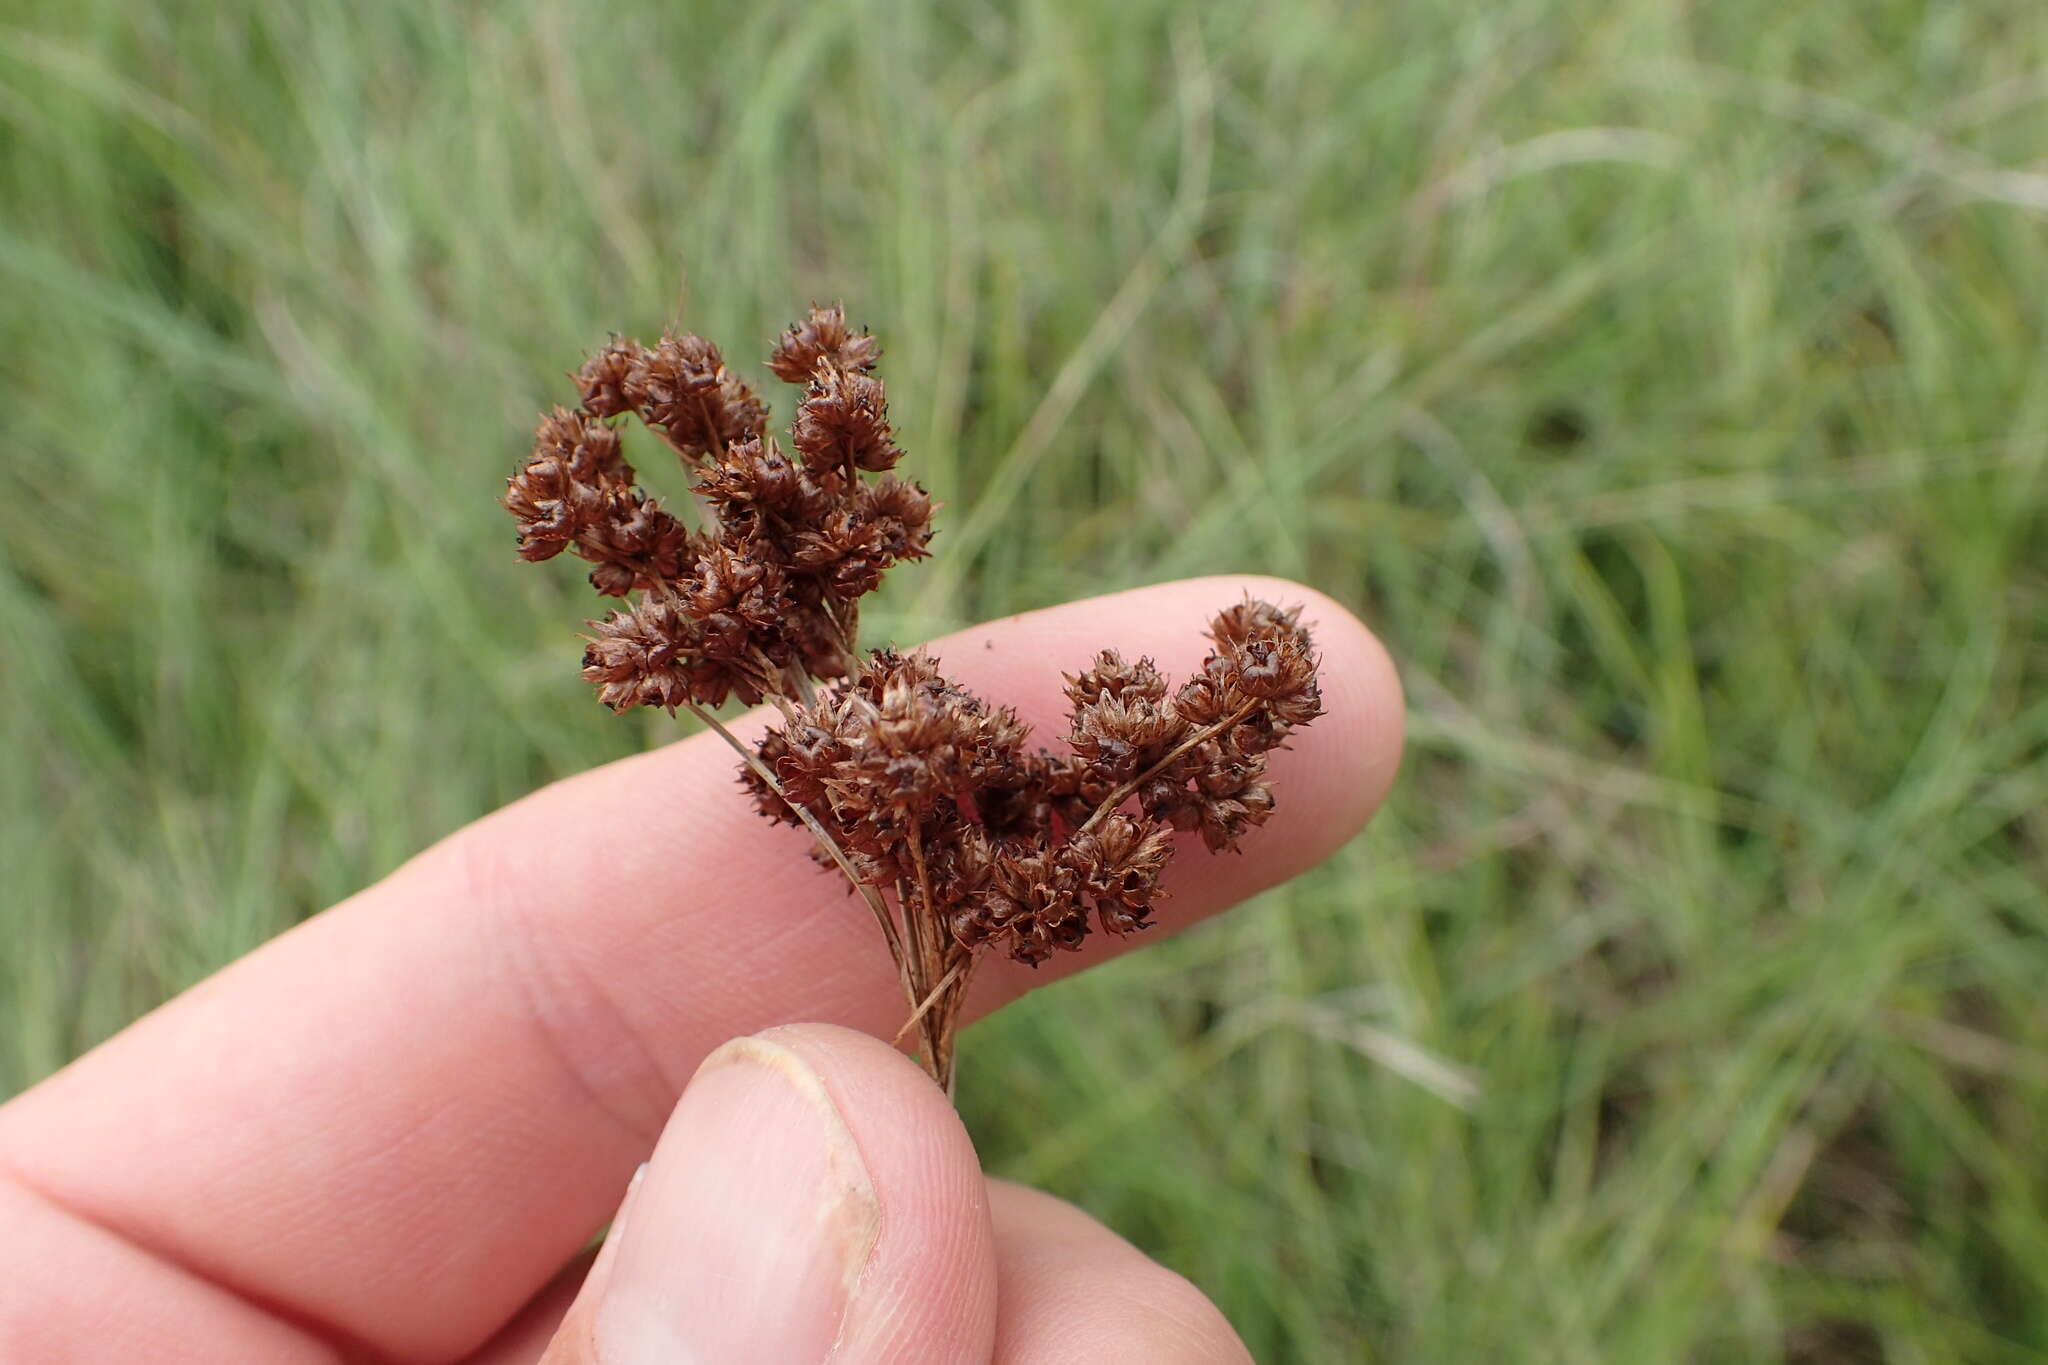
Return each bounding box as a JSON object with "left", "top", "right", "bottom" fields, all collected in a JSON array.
[{"left": 0, "top": 575, "right": 1404, "bottom": 1363}]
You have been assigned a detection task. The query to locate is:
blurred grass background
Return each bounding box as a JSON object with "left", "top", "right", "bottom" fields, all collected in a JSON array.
[{"left": 4, "top": 1, "right": 2047, "bottom": 1359}]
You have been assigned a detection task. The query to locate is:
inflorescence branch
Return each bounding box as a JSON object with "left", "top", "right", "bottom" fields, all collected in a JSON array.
[{"left": 504, "top": 305, "right": 1323, "bottom": 1091}]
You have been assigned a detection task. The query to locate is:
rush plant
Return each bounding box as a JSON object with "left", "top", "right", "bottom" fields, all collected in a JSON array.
[{"left": 504, "top": 306, "right": 1322, "bottom": 1090}]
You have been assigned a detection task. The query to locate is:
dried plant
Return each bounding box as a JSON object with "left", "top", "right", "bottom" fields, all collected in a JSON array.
[{"left": 504, "top": 305, "right": 1323, "bottom": 1091}]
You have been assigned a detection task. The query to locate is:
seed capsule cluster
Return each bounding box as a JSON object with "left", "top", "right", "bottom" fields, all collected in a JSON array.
[
  {"left": 505, "top": 306, "right": 932, "bottom": 707},
  {"left": 504, "top": 307, "right": 1322, "bottom": 1089}
]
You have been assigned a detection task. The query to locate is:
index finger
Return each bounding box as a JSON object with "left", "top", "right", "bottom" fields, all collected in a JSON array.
[{"left": 0, "top": 575, "right": 1402, "bottom": 1363}]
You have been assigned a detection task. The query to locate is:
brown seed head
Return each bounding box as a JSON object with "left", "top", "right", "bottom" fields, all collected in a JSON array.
[
  {"left": 927, "top": 823, "right": 1000, "bottom": 908},
  {"left": 856, "top": 477, "right": 936, "bottom": 562},
  {"left": 581, "top": 597, "right": 773, "bottom": 711},
  {"left": 694, "top": 436, "right": 833, "bottom": 536},
  {"left": 769, "top": 304, "right": 879, "bottom": 384},
  {"left": 573, "top": 339, "right": 648, "bottom": 419},
  {"left": 627, "top": 333, "right": 769, "bottom": 458},
  {"left": 791, "top": 366, "right": 902, "bottom": 476},
  {"left": 678, "top": 542, "right": 792, "bottom": 659},
  {"left": 581, "top": 598, "right": 695, "bottom": 712},
  {"left": 952, "top": 848, "right": 1090, "bottom": 966},
  {"left": 571, "top": 490, "right": 698, "bottom": 597},
  {"left": 1063, "top": 649, "right": 1169, "bottom": 709},
  {"left": 534, "top": 406, "right": 631, "bottom": 482},
  {"left": 1145, "top": 745, "right": 1277, "bottom": 853},
  {"left": 1067, "top": 689, "right": 1189, "bottom": 800},
  {"left": 505, "top": 409, "right": 635, "bottom": 562},
  {"left": 1059, "top": 811, "right": 1174, "bottom": 934},
  {"left": 504, "top": 454, "right": 593, "bottom": 562},
  {"left": 1178, "top": 600, "right": 1325, "bottom": 749},
  {"left": 1206, "top": 599, "right": 1301, "bottom": 648},
  {"left": 790, "top": 508, "right": 889, "bottom": 599},
  {"left": 842, "top": 653, "right": 1023, "bottom": 818},
  {"left": 748, "top": 694, "right": 866, "bottom": 824},
  {"left": 1206, "top": 599, "right": 1322, "bottom": 722}
]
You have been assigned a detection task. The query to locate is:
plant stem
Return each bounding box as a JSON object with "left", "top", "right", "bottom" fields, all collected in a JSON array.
[
  {"left": 1073, "top": 700, "right": 1259, "bottom": 837},
  {"left": 892, "top": 953, "right": 968, "bottom": 1045},
  {"left": 893, "top": 873, "right": 939, "bottom": 1082},
  {"left": 681, "top": 699, "right": 913, "bottom": 1003},
  {"left": 826, "top": 598, "right": 861, "bottom": 676},
  {"left": 904, "top": 823, "right": 948, "bottom": 1076},
  {"left": 755, "top": 647, "right": 816, "bottom": 708},
  {"left": 695, "top": 397, "right": 728, "bottom": 461},
  {"left": 934, "top": 952, "right": 976, "bottom": 1096},
  {"left": 788, "top": 666, "right": 818, "bottom": 707}
]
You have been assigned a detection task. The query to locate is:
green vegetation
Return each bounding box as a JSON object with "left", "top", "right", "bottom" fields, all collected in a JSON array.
[{"left": 4, "top": 2, "right": 2046, "bottom": 1358}]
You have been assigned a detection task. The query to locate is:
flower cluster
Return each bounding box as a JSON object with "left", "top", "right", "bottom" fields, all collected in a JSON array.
[
  {"left": 744, "top": 600, "right": 1322, "bottom": 969},
  {"left": 504, "top": 305, "right": 1322, "bottom": 1092},
  {"left": 1073, "top": 599, "right": 1323, "bottom": 853},
  {"left": 504, "top": 306, "right": 933, "bottom": 708}
]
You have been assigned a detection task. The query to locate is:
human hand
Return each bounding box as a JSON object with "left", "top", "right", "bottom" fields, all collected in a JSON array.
[
  {"left": 532, "top": 1021, "right": 1263, "bottom": 1363},
  {"left": 0, "top": 576, "right": 1401, "bottom": 1362}
]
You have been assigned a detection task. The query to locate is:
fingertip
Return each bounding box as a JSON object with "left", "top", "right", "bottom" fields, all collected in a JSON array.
[
  {"left": 945, "top": 571, "right": 1403, "bottom": 857},
  {"left": 578, "top": 1022, "right": 995, "bottom": 1363},
  {"left": 1232, "top": 573, "right": 1406, "bottom": 856},
  {"left": 986, "top": 1181, "right": 1252, "bottom": 1364},
  {"left": 954, "top": 575, "right": 1405, "bottom": 1004},
  {"left": 732, "top": 1024, "right": 1000, "bottom": 1361}
]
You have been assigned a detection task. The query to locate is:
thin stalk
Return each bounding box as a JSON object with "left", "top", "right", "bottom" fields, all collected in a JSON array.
[
  {"left": 904, "top": 823, "right": 948, "bottom": 1071},
  {"left": 754, "top": 648, "right": 816, "bottom": 708},
  {"left": 892, "top": 873, "right": 942, "bottom": 1083},
  {"left": 1073, "top": 701, "right": 1259, "bottom": 837},
  {"left": 891, "top": 953, "right": 968, "bottom": 1045},
  {"left": 826, "top": 598, "right": 862, "bottom": 676},
  {"left": 906, "top": 824, "right": 940, "bottom": 974},
  {"left": 695, "top": 397, "right": 729, "bottom": 461},
  {"left": 651, "top": 424, "right": 711, "bottom": 486},
  {"left": 934, "top": 952, "right": 977, "bottom": 1096},
  {"left": 895, "top": 876, "right": 926, "bottom": 982},
  {"left": 681, "top": 699, "right": 912, "bottom": 994}
]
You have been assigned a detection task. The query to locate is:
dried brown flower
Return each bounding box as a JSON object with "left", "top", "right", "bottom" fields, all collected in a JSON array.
[
  {"left": 1059, "top": 812, "right": 1174, "bottom": 935},
  {"left": 503, "top": 408, "right": 633, "bottom": 561},
  {"left": 677, "top": 543, "right": 790, "bottom": 659},
  {"left": 1066, "top": 662, "right": 1191, "bottom": 808},
  {"left": 504, "top": 455, "right": 595, "bottom": 563},
  {"left": 1166, "top": 748, "right": 1277, "bottom": 852},
  {"left": 627, "top": 333, "right": 768, "bottom": 458},
  {"left": 1206, "top": 599, "right": 1323, "bottom": 728},
  {"left": 503, "top": 305, "right": 1325, "bottom": 1093},
  {"left": 769, "top": 304, "right": 879, "bottom": 384},
  {"left": 581, "top": 596, "right": 772, "bottom": 711},
  {"left": 952, "top": 849, "right": 1089, "bottom": 966},
  {"left": 535, "top": 406, "right": 631, "bottom": 481},
  {"left": 575, "top": 491, "right": 699, "bottom": 597},
  {"left": 1065, "top": 649, "right": 1169, "bottom": 708},
  {"left": 693, "top": 436, "right": 831, "bottom": 535},
  {"left": 791, "top": 366, "right": 902, "bottom": 476},
  {"left": 573, "top": 339, "right": 647, "bottom": 419},
  {"left": 789, "top": 507, "right": 890, "bottom": 598},
  {"left": 857, "top": 477, "right": 936, "bottom": 562}
]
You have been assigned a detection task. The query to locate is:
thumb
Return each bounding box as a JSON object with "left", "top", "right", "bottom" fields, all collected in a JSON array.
[{"left": 541, "top": 1024, "right": 999, "bottom": 1364}]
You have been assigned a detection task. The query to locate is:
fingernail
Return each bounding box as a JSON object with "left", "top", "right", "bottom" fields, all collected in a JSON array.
[{"left": 595, "top": 1036, "right": 881, "bottom": 1364}]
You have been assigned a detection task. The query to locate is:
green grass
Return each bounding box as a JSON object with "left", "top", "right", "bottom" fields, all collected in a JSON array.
[{"left": 5, "top": 1, "right": 2047, "bottom": 1359}]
